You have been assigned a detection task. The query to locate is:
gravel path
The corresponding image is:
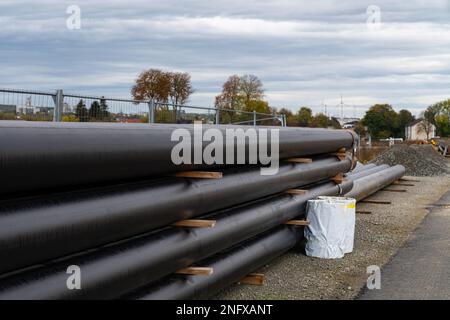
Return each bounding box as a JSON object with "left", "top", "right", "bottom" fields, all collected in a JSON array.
[{"left": 216, "top": 175, "right": 450, "bottom": 300}]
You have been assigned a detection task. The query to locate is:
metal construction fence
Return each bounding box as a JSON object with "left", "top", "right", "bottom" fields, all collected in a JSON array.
[{"left": 0, "top": 88, "right": 286, "bottom": 126}]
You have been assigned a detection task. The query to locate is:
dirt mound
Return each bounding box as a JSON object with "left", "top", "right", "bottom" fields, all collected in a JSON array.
[{"left": 370, "top": 144, "right": 449, "bottom": 176}]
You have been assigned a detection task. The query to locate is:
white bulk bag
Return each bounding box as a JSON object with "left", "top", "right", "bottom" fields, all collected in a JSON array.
[{"left": 305, "top": 196, "right": 356, "bottom": 259}]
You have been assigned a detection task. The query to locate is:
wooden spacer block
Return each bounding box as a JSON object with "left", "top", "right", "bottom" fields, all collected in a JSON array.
[
  {"left": 399, "top": 178, "right": 420, "bottom": 182},
  {"left": 331, "top": 173, "right": 345, "bottom": 184},
  {"left": 285, "top": 158, "right": 313, "bottom": 164},
  {"left": 285, "top": 189, "right": 308, "bottom": 195},
  {"left": 356, "top": 210, "right": 372, "bottom": 214},
  {"left": 359, "top": 200, "right": 391, "bottom": 205},
  {"left": 172, "top": 219, "right": 216, "bottom": 228},
  {"left": 240, "top": 273, "right": 265, "bottom": 286},
  {"left": 284, "top": 220, "right": 310, "bottom": 226},
  {"left": 380, "top": 189, "right": 407, "bottom": 193},
  {"left": 392, "top": 182, "right": 415, "bottom": 187},
  {"left": 175, "top": 267, "right": 213, "bottom": 276},
  {"left": 174, "top": 171, "right": 223, "bottom": 179}
]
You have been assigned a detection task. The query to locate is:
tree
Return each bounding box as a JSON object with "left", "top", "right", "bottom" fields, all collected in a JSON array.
[
  {"left": 362, "top": 104, "right": 399, "bottom": 139},
  {"left": 424, "top": 104, "right": 440, "bottom": 125},
  {"left": 239, "top": 74, "right": 264, "bottom": 108},
  {"left": 297, "top": 107, "right": 313, "bottom": 127},
  {"left": 435, "top": 114, "right": 450, "bottom": 137},
  {"left": 89, "top": 101, "right": 101, "bottom": 120},
  {"left": 215, "top": 75, "right": 242, "bottom": 110},
  {"left": 278, "top": 108, "right": 297, "bottom": 126},
  {"left": 167, "top": 72, "right": 194, "bottom": 121},
  {"left": 311, "top": 113, "right": 330, "bottom": 128},
  {"left": 215, "top": 74, "right": 268, "bottom": 124},
  {"left": 417, "top": 119, "right": 434, "bottom": 140},
  {"left": 329, "top": 117, "right": 342, "bottom": 129},
  {"left": 75, "top": 99, "right": 88, "bottom": 122},
  {"left": 245, "top": 100, "right": 271, "bottom": 114},
  {"left": 99, "top": 97, "right": 110, "bottom": 120},
  {"left": 398, "top": 109, "right": 415, "bottom": 138},
  {"left": 354, "top": 121, "right": 367, "bottom": 137},
  {"left": 168, "top": 72, "right": 194, "bottom": 106},
  {"left": 131, "top": 69, "right": 171, "bottom": 102},
  {"left": 423, "top": 99, "right": 450, "bottom": 136}
]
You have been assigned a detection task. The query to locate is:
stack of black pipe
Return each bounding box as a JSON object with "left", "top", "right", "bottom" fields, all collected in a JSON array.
[{"left": 0, "top": 121, "right": 403, "bottom": 300}]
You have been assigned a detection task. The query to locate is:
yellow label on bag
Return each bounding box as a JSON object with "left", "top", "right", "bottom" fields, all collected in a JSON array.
[{"left": 347, "top": 203, "right": 356, "bottom": 209}]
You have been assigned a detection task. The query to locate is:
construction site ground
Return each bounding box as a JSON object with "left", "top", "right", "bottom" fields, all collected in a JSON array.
[{"left": 216, "top": 174, "right": 450, "bottom": 300}]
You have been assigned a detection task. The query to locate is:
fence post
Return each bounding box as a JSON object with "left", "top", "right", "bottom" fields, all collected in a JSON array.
[
  {"left": 52, "top": 89, "right": 63, "bottom": 122},
  {"left": 148, "top": 99, "right": 155, "bottom": 123},
  {"left": 215, "top": 108, "right": 220, "bottom": 125},
  {"left": 253, "top": 110, "right": 257, "bottom": 126},
  {"left": 283, "top": 114, "right": 287, "bottom": 127}
]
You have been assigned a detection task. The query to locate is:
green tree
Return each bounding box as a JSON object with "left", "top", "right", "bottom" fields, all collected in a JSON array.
[
  {"left": 397, "top": 109, "right": 415, "bottom": 138},
  {"left": 435, "top": 114, "right": 450, "bottom": 137},
  {"left": 311, "top": 113, "right": 330, "bottom": 128},
  {"left": 424, "top": 104, "right": 440, "bottom": 125},
  {"left": 354, "top": 121, "right": 367, "bottom": 136},
  {"left": 99, "top": 97, "right": 110, "bottom": 120},
  {"left": 75, "top": 99, "right": 88, "bottom": 122},
  {"left": 297, "top": 107, "right": 313, "bottom": 127},
  {"left": 89, "top": 101, "right": 101, "bottom": 120},
  {"left": 424, "top": 99, "right": 450, "bottom": 136},
  {"left": 329, "top": 117, "right": 342, "bottom": 129},
  {"left": 245, "top": 100, "right": 271, "bottom": 114},
  {"left": 278, "top": 108, "right": 297, "bottom": 126},
  {"left": 362, "top": 104, "right": 399, "bottom": 139}
]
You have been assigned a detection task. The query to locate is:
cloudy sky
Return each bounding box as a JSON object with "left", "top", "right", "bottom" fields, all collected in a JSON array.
[{"left": 1, "top": 0, "right": 449, "bottom": 117}]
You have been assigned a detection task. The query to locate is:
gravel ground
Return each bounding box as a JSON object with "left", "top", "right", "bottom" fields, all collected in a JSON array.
[
  {"left": 216, "top": 175, "right": 450, "bottom": 300},
  {"left": 370, "top": 144, "right": 449, "bottom": 176}
]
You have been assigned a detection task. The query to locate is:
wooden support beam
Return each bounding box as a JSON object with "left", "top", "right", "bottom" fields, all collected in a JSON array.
[
  {"left": 284, "top": 220, "right": 310, "bottom": 226},
  {"left": 175, "top": 267, "right": 213, "bottom": 276},
  {"left": 331, "top": 173, "right": 345, "bottom": 184},
  {"left": 399, "top": 178, "right": 420, "bottom": 182},
  {"left": 174, "top": 171, "right": 223, "bottom": 179},
  {"left": 356, "top": 210, "right": 372, "bottom": 214},
  {"left": 285, "top": 189, "right": 308, "bottom": 195},
  {"left": 285, "top": 158, "right": 313, "bottom": 164},
  {"left": 392, "top": 182, "right": 415, "bottom": 187},
  {"left": 239, "top": 273, "right": 265, "bottom": 286},
  {"left": 172, "top": 219, "right": 216, "bottom": 228},
  {"left": 359, "top": 199, "right": 391, "bottom": 205},
  {"left": 380, "top": 189, "right": 407, "bottom": 193}
]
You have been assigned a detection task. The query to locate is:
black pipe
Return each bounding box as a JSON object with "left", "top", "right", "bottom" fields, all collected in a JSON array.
[
  {"left": 346, "top": 165, "right": 406, "bottom": 201},
  {"left": 0, "top": 180, "right": 353, "bottom": 299},
  {"left": 0, "top": 156, "right": 351, "bottom": 275},
  {"left": 124, "top": 165, "right": 405, "bottom": 301},
  {"left": 0, "top": 121, "right": 355, "bottom": 196},
  {"left": 128, "top": 226, "right": 303, "bottom": 300},
  {"left": 346, "top": 164, "right": 389, "bottom": 180},
  {"left": 352, "top": 163, "right": 376, "bottom": 173}
]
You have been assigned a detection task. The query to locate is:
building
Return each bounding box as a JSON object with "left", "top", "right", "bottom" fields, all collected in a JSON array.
[
  {"left": 338, "top": 117, "right": 360, "bottom": 126},
  {"left": 405, "top": 119, "right": 436, "bottom": 140},
  {"left": 342, "top": 120, "right": 359, "bottom": 129}
]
